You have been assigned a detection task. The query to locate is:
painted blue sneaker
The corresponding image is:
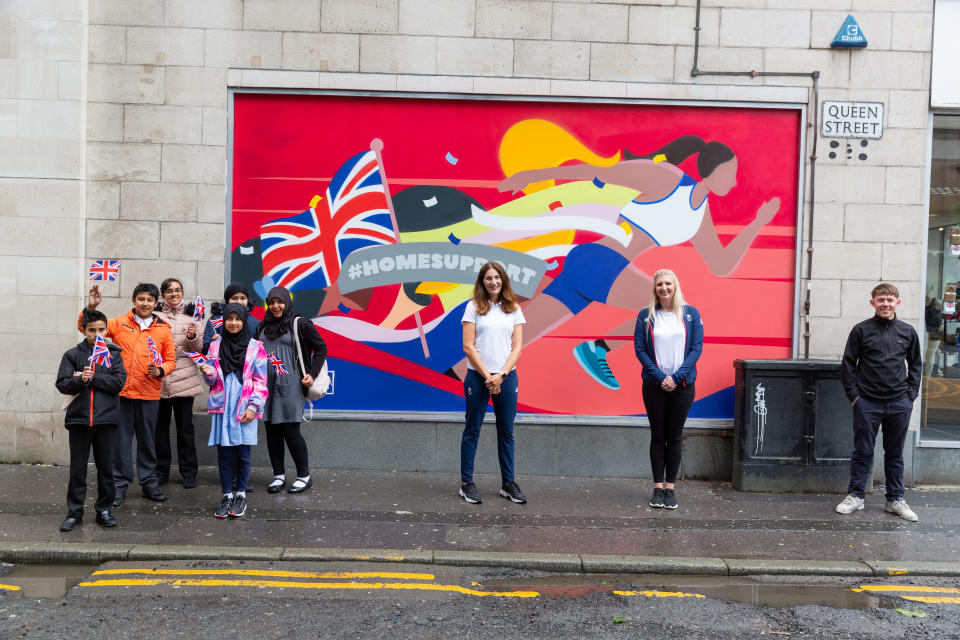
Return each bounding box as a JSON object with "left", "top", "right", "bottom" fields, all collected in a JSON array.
[{"left": 573, "top": 339, "right": 620, "bottom": 390}]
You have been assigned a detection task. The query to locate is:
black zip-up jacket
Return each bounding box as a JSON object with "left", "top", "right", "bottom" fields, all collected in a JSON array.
[
  {"left": 840, "top": 314, "right": 921, "bottom": 403},
  {"left": 55, "top": 341, "right": 127, "bottom": 428}
]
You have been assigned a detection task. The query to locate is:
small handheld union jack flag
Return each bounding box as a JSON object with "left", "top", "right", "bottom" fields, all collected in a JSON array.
[
  {"left": 89, "top": 260, "right": 120, "bottom": 281},
  {"left": 146, "top": 336, "right": 163, "bottom": 365},
  {"left": 88, "top": 334, "right": 112, "bottom": 368},
  {"left": 210, "top": 316, "right": 223, "bottom": 330},
  {"left": 193, "top": 296, "right": 205, "bottom": 322},
  {"left": 267, "top": 352, "right": 287, "bottom": 375},
  {"left": 183, "top": 351, "right": 208, "bottom": 365}
]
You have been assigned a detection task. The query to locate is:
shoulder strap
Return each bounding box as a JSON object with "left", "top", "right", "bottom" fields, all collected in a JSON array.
[{"left": 291, "top": 317, "right": 307, "bottom": 378}]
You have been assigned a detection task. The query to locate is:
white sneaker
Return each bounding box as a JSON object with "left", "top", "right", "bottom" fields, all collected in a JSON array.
[
  {"left": 885, "top": 498, "right": 918, "bottom": 522},
  {"left": 835, "top": 494, "right": 864, "bottom": 514}
]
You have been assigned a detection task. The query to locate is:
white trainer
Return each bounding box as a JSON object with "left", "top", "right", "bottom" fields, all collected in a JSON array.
[
  {"left": 885, "top": 499, "right": 919, "bottom": 522},
  {"left": 835, "top": 494, "right": 864, "bottom": 514}
]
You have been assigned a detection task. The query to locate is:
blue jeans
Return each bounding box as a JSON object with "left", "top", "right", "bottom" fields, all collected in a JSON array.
[
  {"left": 218, "top": 445, "right": 251, "bottom": 494},
  {"left": 461, "top": 369, "right": 518, "bottom": 484},
  {"left": 848, "top": 394, "right": 913, "bottom": 501}
]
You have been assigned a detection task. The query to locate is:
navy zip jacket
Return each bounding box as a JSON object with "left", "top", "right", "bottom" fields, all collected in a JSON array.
[
  {"left": 840, "top": 314, "right": 921, "bottom": 402},
  {"left": 634, "top": 305, "right": 704, "bottom": 386},
  {"left": 56, "top": 340, "right": 127, "bottom": 428}
]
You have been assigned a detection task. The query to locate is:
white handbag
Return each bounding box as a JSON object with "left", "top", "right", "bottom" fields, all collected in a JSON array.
[{"left": 292, "top": 317, "right": 330, "bottom": 412}]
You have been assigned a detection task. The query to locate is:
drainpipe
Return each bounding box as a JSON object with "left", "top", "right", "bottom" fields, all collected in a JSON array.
[{"left": 693, "top": 0, "right": 820, "bottom": 360}]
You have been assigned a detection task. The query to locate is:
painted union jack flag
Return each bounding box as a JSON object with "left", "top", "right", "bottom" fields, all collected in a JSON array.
[
  {"left": 210, "top": 316, "right": 223, "bottom": 330},
  {"left": 193, "top": 296, "right": 205, "bottom": 321},
  {"left": 267, "top": 352, "right": 288, "bottom": 375},
  {"left": 146, "top": 336, "right": 163, "bottom": 365},
  {"left": 259, "top": 150, "right": 397, "bottom": 291},
  {"left": 88, "top": 334, "right": 112, "bottom": 368},
  {"left": 183, "top": 351, "right": 209, "bottom": 365},
  {"left": 89, "top": 260, "right": 120, "bottom": 281}
]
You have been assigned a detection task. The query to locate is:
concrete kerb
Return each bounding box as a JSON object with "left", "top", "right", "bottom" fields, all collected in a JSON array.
[{"left": 3, "top": 543, "right": 960, "bottom": 577}]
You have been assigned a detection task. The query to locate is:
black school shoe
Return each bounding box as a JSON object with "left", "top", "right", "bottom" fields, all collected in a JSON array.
[
  {"left": 142, "top": 487, "right": 167, "bottom": 502},
  {"left": 499, "top": 482, "right": 527, "bottom": 504},
  {"left": 96, "top": 510, "right": 118, "bottom": 527},
  {"left": 112, "top": 485, "right": 127, "bottom": 507},
  {"left": 287, "top": 477, "right": 312, "bottom": 494},
  {"left": 650, "top": 487, "right": 665, "bottom": 508},
  {"left": 59, "top": 513, "right": 82, "bottom": 532}
]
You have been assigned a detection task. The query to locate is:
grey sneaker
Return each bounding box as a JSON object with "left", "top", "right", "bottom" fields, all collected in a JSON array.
[
  {"left": 835, "top": 494, "right": 864, "bottom": 514},
  {"left": 499, "top": 482, "right": 527, "bottom": 504},
  {"left": 650, "top": 488, "right": 665, "bottom": 508},
  {"left": 662, "top": 489, "right": 678, "bottom": 510},
  {"left": 885, "top": 498, "right": 918, "bottom": 522},
  {"left": 459, "top": 483, "right": 482, "bottom": 504}
]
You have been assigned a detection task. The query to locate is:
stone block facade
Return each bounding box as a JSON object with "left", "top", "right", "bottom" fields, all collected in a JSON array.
[{"left": 1, "top": 0, "right": 936, "bottom": 464}]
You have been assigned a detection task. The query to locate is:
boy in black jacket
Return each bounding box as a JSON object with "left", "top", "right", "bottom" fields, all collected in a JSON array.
[
  {"left": 55, "top": 309, "right": 127, "bottom": 531},
  {"left": 837, "top": 283, "right": 922, "bottom": 522}
]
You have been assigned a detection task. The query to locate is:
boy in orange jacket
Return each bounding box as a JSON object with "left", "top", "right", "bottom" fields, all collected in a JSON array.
[{"left": 83, "top": 283, "right": 176, "bottom": 505}]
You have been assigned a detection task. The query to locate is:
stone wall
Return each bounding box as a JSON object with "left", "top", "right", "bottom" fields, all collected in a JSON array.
[{"left": 0, "top": 0, "right": 935, "bottom": 464}]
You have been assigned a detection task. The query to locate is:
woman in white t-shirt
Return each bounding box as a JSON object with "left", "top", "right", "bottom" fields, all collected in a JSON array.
[
  {"left": 633, "top": 269, "right": 704, "bottom": 511},
  {"left": 459, "top": 262, "right": 527, "bottom": 505}
]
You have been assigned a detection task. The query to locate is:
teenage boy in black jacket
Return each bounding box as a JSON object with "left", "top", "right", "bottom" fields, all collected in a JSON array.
[
  {"left": 837, "top": 283, "right": 922, "bottom": 522},
  {"left": 55, "top": 309, "right": 127, "bottom": 531}
]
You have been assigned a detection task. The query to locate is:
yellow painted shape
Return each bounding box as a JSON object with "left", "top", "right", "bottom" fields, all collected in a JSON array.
[
  {"left": 498, "top": 119, "right": 620, "bottom": 195},
  {"left": 613, "top": 590, "right": 705, "bottom": 599},
  {"left": 415, "top": 282, "right": 460, "bottom": 295},
  {"left": 652, "top": 154, "right": 667, "bottom": 164},
  {"left": 888, "top": 570, "right": 909, "bottom": 576},
  {"left": 495, "top": 229, "right": 576, "bottom": 254},
  {"left": 853, "top": 586, "right": 960, "bottom": 594},
  {"left": 902, "top": 596, "right": 960, "bottom": 604},
  {"left": 309, "top": 195, "right": 322, "bottom": 208},
  {"left": 80, "top": 578, "right": 538, "bottom": 598},
  {"left": 92, "top": 568, "right": 434, "bottom": 580},
  {"left": 0, "top": 583, "right": 21, "bottom": 591}
]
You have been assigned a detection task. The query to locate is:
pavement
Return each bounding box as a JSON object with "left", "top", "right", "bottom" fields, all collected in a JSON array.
[{"left": 1, "top": 463, "right": 959, "bottom": 577}]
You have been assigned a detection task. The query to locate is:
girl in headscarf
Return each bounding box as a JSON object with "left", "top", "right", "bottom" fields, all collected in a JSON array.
[
  {"left": 198, "top": 303, "right": 267, "bottom": 518},
  {"left": 256, "top": 286, "right": 327, "bottom": 494},
  {"left": 203, "top": 283, "right": 261, "bottom": 355}
]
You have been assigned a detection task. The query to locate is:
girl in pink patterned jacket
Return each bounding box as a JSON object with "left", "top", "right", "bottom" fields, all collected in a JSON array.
[{"left": 198, "top": 303, "right": 267, "bottom": 519}]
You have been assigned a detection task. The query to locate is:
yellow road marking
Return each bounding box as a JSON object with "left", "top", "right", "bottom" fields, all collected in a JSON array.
[
  {"left": 613, "top": 590, "right": 705, "bottom": 599},
  {"left": 0, "top": 584, "right": 21, "bottom": 591},
  {"left": 888, "top": 570, "right": 909, "bottom": 576},
  {"left": 79, "top": 578, "right": 538, "bottom": 598},
  {"left": 902, "top": 596, "right": 960, "bottom": 604},
  {"left": 92, "top": 568, "right": 434, "bottom": 580},
  {"left": 852, "top": 586, "right": 960, "bottom": 594}
]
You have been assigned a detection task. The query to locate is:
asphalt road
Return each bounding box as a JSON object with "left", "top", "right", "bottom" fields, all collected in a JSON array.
[{"left": 1, "top": 560, "right": 958, "bottom": 639}]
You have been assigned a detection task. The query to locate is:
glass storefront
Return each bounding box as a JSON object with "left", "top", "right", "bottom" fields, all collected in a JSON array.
[{"left": 922, "top": 114, "right": 960, "bottom": 442}]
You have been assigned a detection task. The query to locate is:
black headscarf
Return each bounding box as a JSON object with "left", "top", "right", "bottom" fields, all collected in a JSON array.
[
  {"left": 260, "top": 286, "right": 298, "bottom": 341},
  {"left": 223, "top": 282, "right": 250, "bottom": 304},
  {"left": 219, "top": 303, "right": 251, "bottom": 378}
]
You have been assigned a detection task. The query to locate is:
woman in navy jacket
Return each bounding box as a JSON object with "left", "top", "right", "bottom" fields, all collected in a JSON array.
[{"left": 634, "top": 269, "right": 703, "bottom": 510}]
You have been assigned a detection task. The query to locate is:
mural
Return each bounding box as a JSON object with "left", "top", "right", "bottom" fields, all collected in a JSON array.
[{"left": 231, "top": 94, "right": 801, "bottom": 418}]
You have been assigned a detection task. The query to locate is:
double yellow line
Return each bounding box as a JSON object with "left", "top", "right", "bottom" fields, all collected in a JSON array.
[
  {"left": 79, "top": 568, "right": 539, "bottom": 598},
  {"left": 853, "top": 585, "right": 960, "bottom": 604}
]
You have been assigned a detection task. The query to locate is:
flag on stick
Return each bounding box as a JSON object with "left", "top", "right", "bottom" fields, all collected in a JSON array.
[
  {"left": 267, "top": 352, "right": 287, "bottom": 375},
  {"left": 88, "top": 334, "right": 112, "bottom": 368},
  {"left": 89, "top": 260, "right": 120, "bottom": 281},
  {"left": 193, "top": 296, "right": 205, "bottom": 321},
  {"left": 146, "top": 337, "right": 163, "bottom": 365}
]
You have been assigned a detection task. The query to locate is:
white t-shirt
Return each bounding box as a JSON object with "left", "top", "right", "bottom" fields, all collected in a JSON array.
[
  {"left": 653, "top": 310, "right": 686, "bottom": 377},
  {"left": 462, "top": 299, "right": 526, "bottom": 374}
]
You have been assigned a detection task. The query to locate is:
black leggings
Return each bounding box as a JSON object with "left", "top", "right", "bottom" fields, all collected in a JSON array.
[
  {"left": 265, "top": 421, "right": 310, "bottom": 478},
  {"left": 642, "top": 381, "right": 696, "bottom": 484}
]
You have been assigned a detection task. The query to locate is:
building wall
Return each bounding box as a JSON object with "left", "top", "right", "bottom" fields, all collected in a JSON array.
[{"left": 0, "top": 0, "right": 935, "bottom": 466}]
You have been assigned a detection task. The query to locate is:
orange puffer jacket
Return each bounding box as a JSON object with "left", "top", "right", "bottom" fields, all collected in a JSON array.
[
  {"left": 78, "top": 310, "right": 176, "bottom": 400},
  {"left": 155, "top": 302, "right": 204, "bottom": 399}
]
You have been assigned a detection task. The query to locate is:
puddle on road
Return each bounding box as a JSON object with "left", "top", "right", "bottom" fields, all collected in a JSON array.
[
  {"left": 1, "top": 565, "right": 98, "bottom": 598},
  {"left": 482, "top": 574, "right": 893, "bottom": 610}
]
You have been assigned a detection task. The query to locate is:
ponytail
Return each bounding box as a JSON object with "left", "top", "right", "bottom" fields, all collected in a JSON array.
[{"left": 625, "top": 135, "right": 734, "bottom": 179}]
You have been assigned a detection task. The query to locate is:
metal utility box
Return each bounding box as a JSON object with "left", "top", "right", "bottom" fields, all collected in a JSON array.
[{"left": 733, "top": 359, "right": 856, "bottom": 492}]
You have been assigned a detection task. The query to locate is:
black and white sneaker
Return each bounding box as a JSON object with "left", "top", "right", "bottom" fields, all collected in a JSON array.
[
  {"left": 228, "top": 495, "right": 247, "bottom": 517},
  {"left": 662, "top": 489, "right": 678, "bottom": 510},
  {"left": 459, "top": 483, "right": 482, "bottom": 504},
  {"left": 499, "top": 482, "right": 527, "bottom": 504},
  {"left": 650, "top": 487, "right": 665, "bottom": 508},
  {"left": 215, "top": 494, "right": 232, "bottom": 519}
]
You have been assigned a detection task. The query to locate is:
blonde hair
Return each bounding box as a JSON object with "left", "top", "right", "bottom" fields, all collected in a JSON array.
[
  {"left": 646, "top": 269, "right": 687, "bottom": 324},
  {"left": 473, "top": 262, "right": 519, "bottom": 315}
]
